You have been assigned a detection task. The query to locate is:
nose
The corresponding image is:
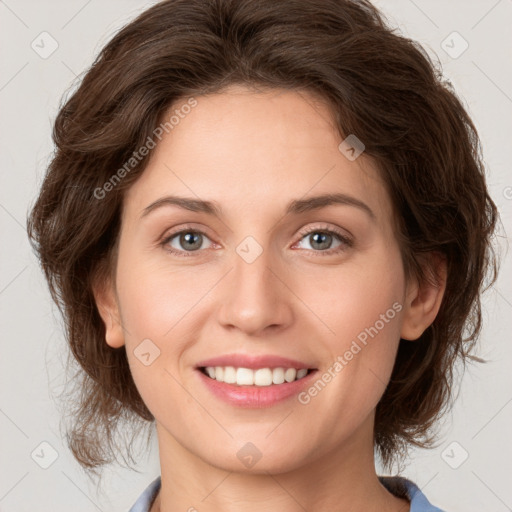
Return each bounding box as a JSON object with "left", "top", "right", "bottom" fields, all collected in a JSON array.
[{"left": 216, "top": 244, "right": 294, "bottom": 336}]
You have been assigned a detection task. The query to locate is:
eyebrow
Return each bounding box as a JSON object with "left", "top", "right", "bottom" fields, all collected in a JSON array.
[{"left": 140, "top": 192, "right": 375, "bottom": 221}]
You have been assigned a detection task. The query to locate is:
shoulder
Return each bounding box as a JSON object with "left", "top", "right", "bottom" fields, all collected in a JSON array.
[
  {"left": 379, "top": 476, "right": 447, "bottom": 512},
  {"left": 128, "top": 476, "right": 161, "bottom": 512}
]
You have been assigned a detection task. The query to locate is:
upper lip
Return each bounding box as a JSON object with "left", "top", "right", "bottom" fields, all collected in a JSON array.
[{"left": 195, "top": 353, "right": 316, "bottom": 370}]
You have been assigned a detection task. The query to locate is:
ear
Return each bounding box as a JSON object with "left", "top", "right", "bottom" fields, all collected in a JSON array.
[
  {"left": 92, "top": 270, "right": 125, "bottom": 349},
  {"left": 400, "top": 252, "right": 447, "bottom": 341}
]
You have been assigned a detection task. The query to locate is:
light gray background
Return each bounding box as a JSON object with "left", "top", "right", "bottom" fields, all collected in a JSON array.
[{"left": 1, "top": 1, "right": 511, "bottom": 511}]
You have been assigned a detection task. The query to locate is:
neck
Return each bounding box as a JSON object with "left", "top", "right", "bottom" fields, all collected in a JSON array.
[{"left": 151, "top": 420, "right": 409, "bottom": 512}]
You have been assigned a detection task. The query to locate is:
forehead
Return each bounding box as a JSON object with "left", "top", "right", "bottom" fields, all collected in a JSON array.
[{"left": 123, "top": 86, "right": 392, "bottom": 225}]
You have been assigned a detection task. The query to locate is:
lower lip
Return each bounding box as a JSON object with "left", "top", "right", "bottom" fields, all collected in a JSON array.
[{"left": 195, "top": 369, "right": 318, "bottom": 408}]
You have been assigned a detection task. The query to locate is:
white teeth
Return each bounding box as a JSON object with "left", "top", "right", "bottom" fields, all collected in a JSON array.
[
  {"left": 296, "top": 368, "right": 308, "bottom": 379},
  {"left": 236, "top": 367, "right": 254, "bottom": 385},
  {"left": 223, "top": 366, "right": 237, "bottom": 384},
  {"left": 272, "top": 367, "right": 285, "bottom": 384},
  {"left": 254, "top": 368, "right": 273, "bottom": 386},
  {"left": 203, "top": 366, "right": 311, "bottom": 386},
  {"left": 284, "top": 368, "right": 297, "bottom": 382}
]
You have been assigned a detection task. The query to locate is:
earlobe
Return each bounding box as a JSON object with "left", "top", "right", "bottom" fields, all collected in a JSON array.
[
  {"left": 92, "top": 273, "right": 126, "bottom": 349},
  {"left": 400, "top": 253, "right": 447, "bottom": 341}
]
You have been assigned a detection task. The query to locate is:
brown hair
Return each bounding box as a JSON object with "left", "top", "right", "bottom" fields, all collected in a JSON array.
[{"left": 27, "top": 0, "right": 499, "bottom": 476}]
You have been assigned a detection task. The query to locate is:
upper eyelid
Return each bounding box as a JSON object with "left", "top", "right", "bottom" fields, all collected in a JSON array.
[
  {"left": 297, "top": 223, "right": 351, "bottom": 237},
  {"left": 162, "top": 223, "right": 347, "bottom": 238},
  {"left": 161, "top": 223, "right": 214, "bottom": 242}
]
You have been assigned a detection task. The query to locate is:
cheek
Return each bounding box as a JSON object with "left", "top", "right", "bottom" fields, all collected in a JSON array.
[
  {"left": 291, "top": 241, "right": 405, "bottom": 345},
  {"left": 116, "top": 267, "right": 197, "bottom": 422},
  {"left": 114, "top": 249, "right": 224, "bottom": 408},
  {"left": 292, "top": 243, "right": 405, "bottom": 408},
  {"left": 113, "top": 247, "right": 196, "bottom": 392},
  {"left": 116, "top": 248, "right": 211, "bottom": 341}
]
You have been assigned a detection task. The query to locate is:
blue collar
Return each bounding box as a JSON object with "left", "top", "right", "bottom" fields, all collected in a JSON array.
[{"left": 129, "top": 475, "right": 445, "bottom": 511}]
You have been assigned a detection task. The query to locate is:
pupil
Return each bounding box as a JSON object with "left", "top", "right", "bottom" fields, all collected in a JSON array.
[
  {"left": 311, "top": 232, "right": 331, "bottom": 250},
  {"left": 181, "top": 232, "right": 201, "bottom": 251}
]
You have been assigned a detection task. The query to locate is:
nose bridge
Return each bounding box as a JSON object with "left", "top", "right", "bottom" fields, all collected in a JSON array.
[{"left": 216, "top": 235, "right": 292, "bottom": 334}]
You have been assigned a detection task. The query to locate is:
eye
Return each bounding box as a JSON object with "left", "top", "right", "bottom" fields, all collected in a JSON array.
[
  {"left": 160, "top": 224, "right": 353, "bottom": 257},
  {"left": 161, "top": 227, "right": 214, "bottom": 257},
  {"left": 293, "top": 226, "right": 353, "bottom": 255}
]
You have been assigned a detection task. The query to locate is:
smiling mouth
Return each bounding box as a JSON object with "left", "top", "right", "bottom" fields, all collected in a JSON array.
[{"left": 198, "top": 366, "right": 316, "bottom": 386}]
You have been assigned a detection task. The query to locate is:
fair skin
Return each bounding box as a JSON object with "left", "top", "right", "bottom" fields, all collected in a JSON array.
[{"left": 94, "top": 85, "right": 446, "bottom": 512}]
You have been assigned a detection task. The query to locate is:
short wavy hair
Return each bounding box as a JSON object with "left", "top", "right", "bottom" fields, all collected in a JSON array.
[{"left": 27, "top": 0, "right": 499, "bottom": 476}]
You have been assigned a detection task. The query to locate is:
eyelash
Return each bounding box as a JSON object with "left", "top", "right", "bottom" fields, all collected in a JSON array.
[{"left": 160, "top": 224, "right": 353, "bottom": 258}]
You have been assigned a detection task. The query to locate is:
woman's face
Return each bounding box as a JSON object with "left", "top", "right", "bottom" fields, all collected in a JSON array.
[{"left": 100, "top": 85, "right": 416, "bottom": 473}]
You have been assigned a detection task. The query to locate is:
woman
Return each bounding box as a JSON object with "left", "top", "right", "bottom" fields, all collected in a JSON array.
[{"left": 27, "top": 0, "right": 499, "bottom": 510}]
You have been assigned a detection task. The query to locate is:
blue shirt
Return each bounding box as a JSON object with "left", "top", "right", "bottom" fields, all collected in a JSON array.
[{"left": 128, "top": 476, "right": 446, "bottom": 511}]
